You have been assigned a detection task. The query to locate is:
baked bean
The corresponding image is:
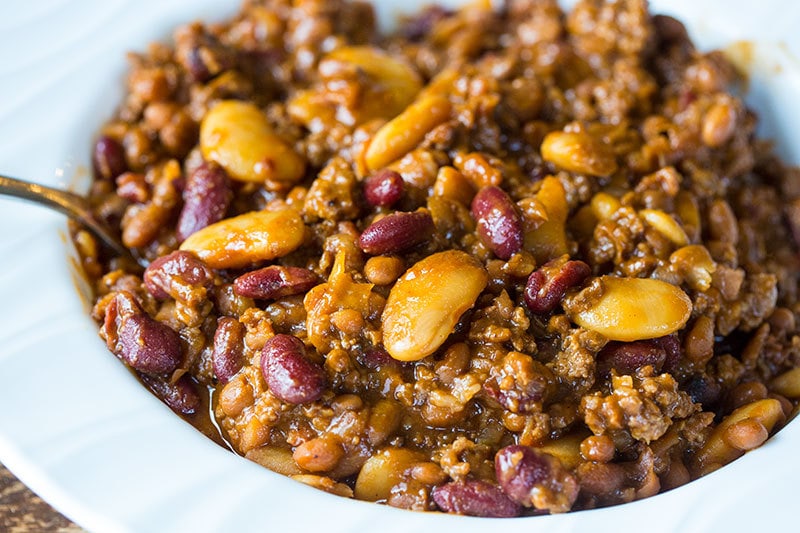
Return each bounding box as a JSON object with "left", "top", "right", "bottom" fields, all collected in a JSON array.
[
  {"left": 471, "top": 186, "right": 524, "bottom": 260},
  {"left": 363, "top": 169, "right": 404, "bottom": 208},
  {"left": 115, "top": 172, "right": 149, "bottom": 203},
  {"left": 261, "top": 334, "right": 327, "bottom": 404},
  {"left": 93, "top": 135, "right": 128, "bottom": 180},
  {"left": 524, "top": 258, "right": 591, "bottom": 314},
  {"left": 702, "top": 101, "right": 737, "bottom": 148},
  {"left": 212, "top": 317, "right": 245, "bottom": 384},
  {"left": 234, "top": 266, "right": 319, "bottom": 300},
  {"left": 358, "top": 210, "right": 434, "bottom": 255},
  {"left": 176, "top": 163, "right": 232, "bottom": 242},
  {"left": 363, "top": 256, "right": 405, "bottom": 285},
  {"left": 293, "top": 436, "right": 344, "bottom": 472},
  {"left": 727, "top": 381, "right": 768, "bottom": 412},
  {"left": 580, "top": 435, "right": 616, "bottom": 463},
  {"left": 102, "top": 292, "right": 183, "bottom": 375},
  {"left": 432, "top": 480, "right": 521, "bottom": 518}
]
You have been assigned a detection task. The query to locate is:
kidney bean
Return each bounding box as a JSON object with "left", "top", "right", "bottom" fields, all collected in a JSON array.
[
  {"left": 596, "top": 340, "right": 667, "bottom": 377},
  {"left": 653, "top": 334, "right": 681, "bottom": 372},
  {"left": 363, "top": 169, "right": 404, "bottom": 208},
  {"left": 495, "top": 445, "right": 550, "bottom": 504},
  {"left": 470, "top": 186, "right": 523, "bottom": 260},
  {"left": 139, "top": 373, "right": 201, "bottom": 415},
  {"left": 144, "top": 250, "right": 215, "bottom": 302},
  {"left": 358, "top": 210, "right": 434, "bottom": 255},
  {"left": 177, "top": 29, "right": 236, "bottom": 82},
  {"left": 432, "top": 479, "right": 521, "bottom": 518},
  {"left": 495, "top": 445, "right": 578, "bottom": 513},
  {"left": 683, "top": 374, "right": 722, "bottom": 407},
  {"left": 524, "top": 259, "right": 591, "bottom": 314},
  {"left": 233, "top": 266, "right": 319, "bottom": 300},
  {"left": 93, "top": 135, "right": 128, "bottom": 180},
  {"left": 176, "top": 163, "right": 233, "bottom": 242},
  {"left": 261, "top": 334, "right": 327, "bottom": 404},
  {"left": 103, "top": 292, "right": 183, "bottom": 375},
  {"left": 212, "top": 317, "right": 245, "bottom": 383},
  {"left": 400, "top": 5, "right": 450, "bottom": 41}
]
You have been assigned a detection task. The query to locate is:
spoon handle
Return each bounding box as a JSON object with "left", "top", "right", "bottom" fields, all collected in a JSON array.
[{"left": 0, "top": 174, "right": 141, "bottom": 265}]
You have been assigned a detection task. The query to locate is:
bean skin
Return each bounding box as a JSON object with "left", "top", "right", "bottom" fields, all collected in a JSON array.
[
  {"left": 524, "top": 259, "right": 591, "bottom": 314},
  {"left": 363, "top": 169, "right": 404, "bottom": 208},
  {"left": 358, "top": 210, "right": 434, "bottom": 255},
  {"left": 432, "top": 479, "right": 521, "bottom": 518},
  {"left": 234, "top": 265, "right": 319, "bottom": 300},
  {"left": 471, "top": 186, "right": 523, "bottom": 260},
  {"left": 261, "top": 334, "right": 327, "bottom": 404},
  {"left": 212, "top": 317, "right": 245, "bottom": 383},
  {"left": 103, "top": 292, "right": 183, "bottom": 375},
  {"left": 176, "top": 163, "right": 233, "bottom": 242}
]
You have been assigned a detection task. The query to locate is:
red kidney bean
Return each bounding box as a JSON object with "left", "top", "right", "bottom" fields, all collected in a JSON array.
[
  {"left": 103, "top": 292, "right": 183, "bottom": 375},
  {"left": 683, "top": 374, "right": 722, "bottom": 407},
  {"left": 596, "top": 341, "right": 667, "bottom": 377},
  {"left": 176, "top": 163, "right": 232, "bottom": 242},
  {"left": 470, "top": 186, "right": 523, "bottom": 260},
  {"left": 261, "top": 334, "right": 327, "bottom": 404},
  {"left": 495, "top": 445, "right": 550, "bottom": 505},
  {"left": 363, "top": 169, "right": 404, "bottom": 208},
  {"left": 653, "top": 334, "right": 681, "bottom": 372},
  {"left": 177, "top": 30, "right": 236, "bottom": 82},
  {"left": 358, "top": 210, "right": 434, "bottom": 255},
  {"left": 524, "top": 259, "right": 591, "bottom": 314},
  {"left": 432, "top": 479, "right": 521, "bottom": 518},
  {"left": 212, "top": 317, "right": 245, "bottom": 384},
  {"left": 144, "top": 250, "right": 215, "bottom": 302},
  {"left": 495, "top": 445, "right": 578, "bottom": 512},
  {"left": 139, "top": 373, "right": 201, "bottom": 415},
  {"left": 233, "top": 266, "right": 319, "bottom": 300},
  {"left": 93, "top": 135, "right": 127, "bottom": 180}
]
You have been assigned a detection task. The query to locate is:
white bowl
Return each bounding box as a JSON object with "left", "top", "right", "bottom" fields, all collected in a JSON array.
[{"left": 1, "top": 1, "right": 799, "bottom": 531}]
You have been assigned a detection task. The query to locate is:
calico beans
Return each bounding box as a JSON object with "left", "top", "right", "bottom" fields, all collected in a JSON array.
[{"left": 79, "top": 0, "right": 800, "bottom": 519}]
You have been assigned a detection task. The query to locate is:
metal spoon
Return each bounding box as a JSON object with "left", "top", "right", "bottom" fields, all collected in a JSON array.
[{"left": 0, "top": 174, "right": 145, "bottom": 267}]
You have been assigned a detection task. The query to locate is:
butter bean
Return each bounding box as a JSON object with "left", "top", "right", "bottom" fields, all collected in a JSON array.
[
  {"left": 200, "top": 100, "right": 305, "bottom": 185},
  {"left": 365, "top": 93, "right": 451, "bottom": 171},
  {"left": 324, "top": 46, "right": 422, "bottom": 121},
  {"left": 354, "top": 448, "right": 424, "bottom": 501},
  {"left": 564, "top": 277, "right": 692, "bottom": 342},
  {"left": 179, "top": 207, "right": 305, "bottom": 269},
  {"left": 769, "top": 367, "right": 800, "bottom": 399},
  {"left": 640, "top": 209, "right": 689, "bottom": 246},
  {"left": 693, "top": 399, "right": 784, "bottom": 475},
  {"left": 382, "top": 250, "right": 488, "bottom": 361},
  {"left": 540, "top": 130, "right": 617, "bottom": 177}
]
